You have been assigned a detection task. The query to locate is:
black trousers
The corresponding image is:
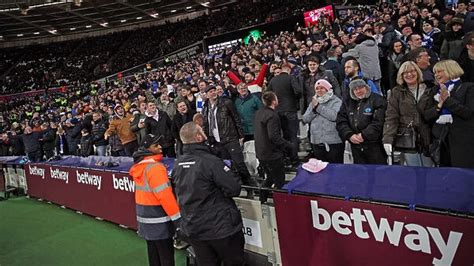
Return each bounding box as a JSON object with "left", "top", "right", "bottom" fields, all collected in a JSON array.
[
  {"left": 215, "top": 140, "right": 256, "bottom": 186},
  {"left": 259, "top": 158, "right": 286, "bottom": 202},
  {"left": 311, "top": 143, "right": 344, "bottom": 163},
  {"left": 351, "top": 143, "right": 387, "bottom": 165},
  {"left": 189, "top": 231, "right": 245, "bottom": 266},
  {"left": 146, "top": 238, "right": 174, "bottom": 266},
  {"left": 278, "top": 111, "right": 299, "bottom": 163}
]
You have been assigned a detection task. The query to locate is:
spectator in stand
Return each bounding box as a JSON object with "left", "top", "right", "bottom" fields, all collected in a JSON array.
[
  {"left": 144, "top": 101, "right": 175, "bottom": 158},
  {"left": 22, "top": 126, "right": 43, "bottom": 162},
  {"left": 80, "top": 128, "right": 94, "bottom": 157},
  {"left": 458, "top": 32, "right": 474, "bottom": 83},
  {"left": 65, "top": 118, "right": 81, "bottom": 155},
  {"left": 55, "top": 124, "right": 68, "bottom": 156},
  {"left": 254, "top": 91, "right": 292, "bottom": 203},
  {"left": 387, "top": 40, "right": 408, "bottom": 90},
  {"left": 323, "top": 47, "right": 344, "bottom": 84},
  {"left": 405, "top": 33, "right": 439, "bottom": 65},
  {"left": 425, "top": 60, "right": 474, "bottom": 168},
  {"left": 410, "top": 48, "right": 435, "bottom": 87},
  {"left": 104, "top": 104, "right": 138, "bottom": 156},
  {"left": 343, "top": 33, "right": 382, "bottom": 93},
  {"left": 202, "top": 85, "right": 257, "bottom": 188},
  {"left": 267, "top": 64, "right": 301, "bottom": 166},
  {"left": 227, "top": 62, "right": 268, "bottom": 94},
  {"left": 171, "top": 100, "right": 196, "bottom": 156},
  {"left": 91, "top": 112, "right": 109, "bottom": 156},
  {"left": 302, "top": 79, "right": 344, "bottom": 163},
  {"left": 343, "top": 58, "right": 379, "bottom": 101},
  {"left": 383, "top": 61, "right": 435, "bottom": 167},
  {"left": 234, "top": 83, "right": 263, "bottom": 142},
  {"left": 298, "top": 56, "right": 341, "bottom": 109},
  {"left": 158, "top": 93, "right": 176, "bottom": 120},
  {"left": 421, "top": 20, "right": 442, "bottom": 53},
  {"left": 130, "top": 101, "right": 148, "bottom": 145},
  {"left": 440, "top": 17, "right": 465, "bottom": 60},
  {"left": 336, "top": 79, "right": 387, "bottom": 165},
  {"left": 41, "top": 122, "right": 56, "bottom": 160}
]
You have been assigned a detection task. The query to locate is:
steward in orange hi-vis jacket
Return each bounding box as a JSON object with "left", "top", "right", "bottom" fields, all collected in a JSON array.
[{"left": 129, "top": 134, "right": 180, "bottom": 266}]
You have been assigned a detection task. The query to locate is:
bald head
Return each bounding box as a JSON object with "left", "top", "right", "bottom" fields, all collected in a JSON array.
[{"left": 180, "top": 122, "right": 206, "bottom": 144}]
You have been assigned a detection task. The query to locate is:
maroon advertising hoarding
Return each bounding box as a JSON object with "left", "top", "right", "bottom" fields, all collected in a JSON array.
[
  {"left": 25, "top": 164, "right": 137, "bottom": 229},
  {"left": 274, "top": 192, "right": 474, "bottom": 266}
]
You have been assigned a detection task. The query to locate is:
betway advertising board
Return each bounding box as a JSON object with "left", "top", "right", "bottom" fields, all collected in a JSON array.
[
  {"left": 25, "top": 164, "right": 137, "bottom": 229},
  {"left": 274, "top": 192, "right": 474, "bottom": 266}
]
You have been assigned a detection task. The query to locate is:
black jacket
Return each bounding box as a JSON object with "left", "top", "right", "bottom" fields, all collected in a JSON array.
[
  {"left": 144, "top": 110, "right": 174, "bottom": 148},
  {"left": 91, "top": 118, "right": 109, "bottom": 146},
  {"left": 171, "top": 109, "right": 196, "bottom": 142},
  {"left": 336, "top": 92, "right": 387, "bottom": 144},
  {"left": 80, "top": 134, "right": 94, "bottom": 157},
  {"left": 65, "top": 123, "right": 82, "bottom": 152},
  {"left": 42, "top": 127, "right": 56, "bottom": 152},
  {"left": 22, "top": 131, "right": 42, "bottom": 153},
  {"left": 202, "top": 97, "right": 244, "bottom": 144},
  {"left": 267, "top": 72, "right": 301, "bottom": 112},
  {"left": 254, "top": 106, "right": 292, "bottom": 161},
  {"left": 171, "top": 143, "right": 242, "bottom": 240}
]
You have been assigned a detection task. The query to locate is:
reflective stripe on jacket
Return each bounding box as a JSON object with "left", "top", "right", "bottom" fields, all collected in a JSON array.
[{"left": 130, "top": 155, "right": 180, "bottom": 240}]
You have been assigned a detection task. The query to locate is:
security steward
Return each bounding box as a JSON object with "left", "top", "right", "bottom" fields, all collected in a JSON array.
[
  {"left": 129, "top": 134, "right": 181, "bottom": 266},
  {"left": 172, "top": 122, "right": 245, "bottom": 265}
]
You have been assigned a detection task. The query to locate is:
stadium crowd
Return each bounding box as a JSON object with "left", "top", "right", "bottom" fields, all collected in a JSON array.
[{"left": 0, "top": 0, "right": 473, "bottom": 172}]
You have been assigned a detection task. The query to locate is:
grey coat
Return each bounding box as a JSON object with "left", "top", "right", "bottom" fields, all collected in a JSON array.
[
  {"left": 343, "top": 38, "right": 382, "bottom": 81},
  {"left": 302, "top": 95, "right": 343, "bottom": 145}
]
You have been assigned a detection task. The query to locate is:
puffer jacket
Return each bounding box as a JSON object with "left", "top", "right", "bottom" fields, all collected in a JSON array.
[
  {"left": 130, "top": 151, "right": 180, "bottom": 240},
  {"left": 171, "top": 143, "right": 242, "bottom": 240},
  {"left": 91, "top": 118, "right": 108, "bottom": 146},
  {"left": 302, "top": 95, "right": 343, "bottom": 145},
  {"left": 383, "top": 84, "right": 436, "bottom": 154},
  {"left": 336, "top": 89, "right": 387, "bottom": 143},
  {"left": 202, "top": 97, "right": 244, "bottom": 144}
]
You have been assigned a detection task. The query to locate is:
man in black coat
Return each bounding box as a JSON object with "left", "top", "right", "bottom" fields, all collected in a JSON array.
[
  {"left": 91, "top": 112, "right": 109, "bottom": 156},
  {"left": 336, "top": 79, "right": 387, "bottom": 164},
  {"left": 267, "top": 64, "right": 301, "bottom": 166},
  {"left": 172, "top": 122, "right": 244, "bottom": 265},
  {"left": 21, "top": 126, "right": 43, "bottom": 162},
  {"left": 254, "top": 91, "right": 292, "bottom": 202},
  {"left": 171, "top": 100, "right": 196, "bottom": 156},
  {"left": 144, "top": 101, "right": 175, "bottom": 157},
  {"left": 41, "top": 122, "right": 56, "bottom": 160},
  {"left": 202, "top": 85, "right": 256, "bottom": 188}
]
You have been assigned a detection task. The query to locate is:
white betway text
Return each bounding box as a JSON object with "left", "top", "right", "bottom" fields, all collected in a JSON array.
[
  {"left": 28, "top": 165, "right": 45, "bottom": 179},
  {"left": 112, "top": 174, "right": 134, "bottom": 192},
  {"left": 50, "top": 167, "right": 68, "bottom": 184},
  {"left": 310, "top": 200, "right": 462, "bottom": 265},
  {"left": 76, "top": 170, "right": 102, "bottom": 190}
]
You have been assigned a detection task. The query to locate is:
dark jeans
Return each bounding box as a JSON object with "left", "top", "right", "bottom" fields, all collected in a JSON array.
[
  {"left": 278, "top": 111, "right": 299, "bottom": 162},
  {"left": 123, "top": 140, "right": 139, "bottom": 157},
  {"left": 189, "top": 231, "right": 245, "bottom": 266},
  {"left": 27, "top": 150, "right": 42, "bottom": 162},
  {"left": 311, "top": 143, "right": 344, "bottom": 163},
  {"left": 259, "top": 158, "right": 286, "bottom": 202},
  {"left": 215, "top": 140, "right": 256, "bottom": 186},
  {"left": 146, "top": 238, "right": 174, "bottom": 266},
  {"left": 351, "top": 143, "right": 387, "bottom": 165}
]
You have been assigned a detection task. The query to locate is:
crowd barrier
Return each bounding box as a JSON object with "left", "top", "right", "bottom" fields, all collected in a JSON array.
[
  {"left": 2, "top": 156, "right": 473, "bottom": 265},
  {"left": 275, "top": 164, "right": 474, "bottom": 266}
]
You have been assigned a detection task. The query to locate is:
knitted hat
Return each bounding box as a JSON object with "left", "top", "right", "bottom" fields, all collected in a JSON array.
[
  {"left": 315, "top": 79, "right": 333, "bottom": 91},
  {"left": 141, "top": 134, "right": 162, "bottom": 148}
]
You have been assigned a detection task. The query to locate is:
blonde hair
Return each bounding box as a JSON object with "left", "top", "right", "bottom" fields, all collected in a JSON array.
[
  {"left": 396, "top": 61, "right": 424, "bottom": 86},
  {"left": 433, "top": 60, "right": 464, "bottom": 80}
]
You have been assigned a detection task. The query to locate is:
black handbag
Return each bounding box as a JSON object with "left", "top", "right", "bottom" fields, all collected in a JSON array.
[{"left": 394, "top": 122, "right": 416, "bottom": 150}]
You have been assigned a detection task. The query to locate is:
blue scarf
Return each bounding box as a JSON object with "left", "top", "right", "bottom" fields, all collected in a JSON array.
[{"left": 439, "top": 79, "right": 461, "bottom": 115}]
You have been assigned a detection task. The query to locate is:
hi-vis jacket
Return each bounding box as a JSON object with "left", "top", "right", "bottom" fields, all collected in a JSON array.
[{"left": 129, "top": 154, "right": 180, "bottom": 240}]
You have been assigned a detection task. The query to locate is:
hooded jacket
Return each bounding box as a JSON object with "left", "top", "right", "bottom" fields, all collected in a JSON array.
[
  {"left": 105, "top": 113, "right": 137, "bottom": 145},
  {"left": 343, "top": 34, "right": 382, "bottom": 81},
  {"left": 129, "top": 150, "right": 180, "bottom": 240}
]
